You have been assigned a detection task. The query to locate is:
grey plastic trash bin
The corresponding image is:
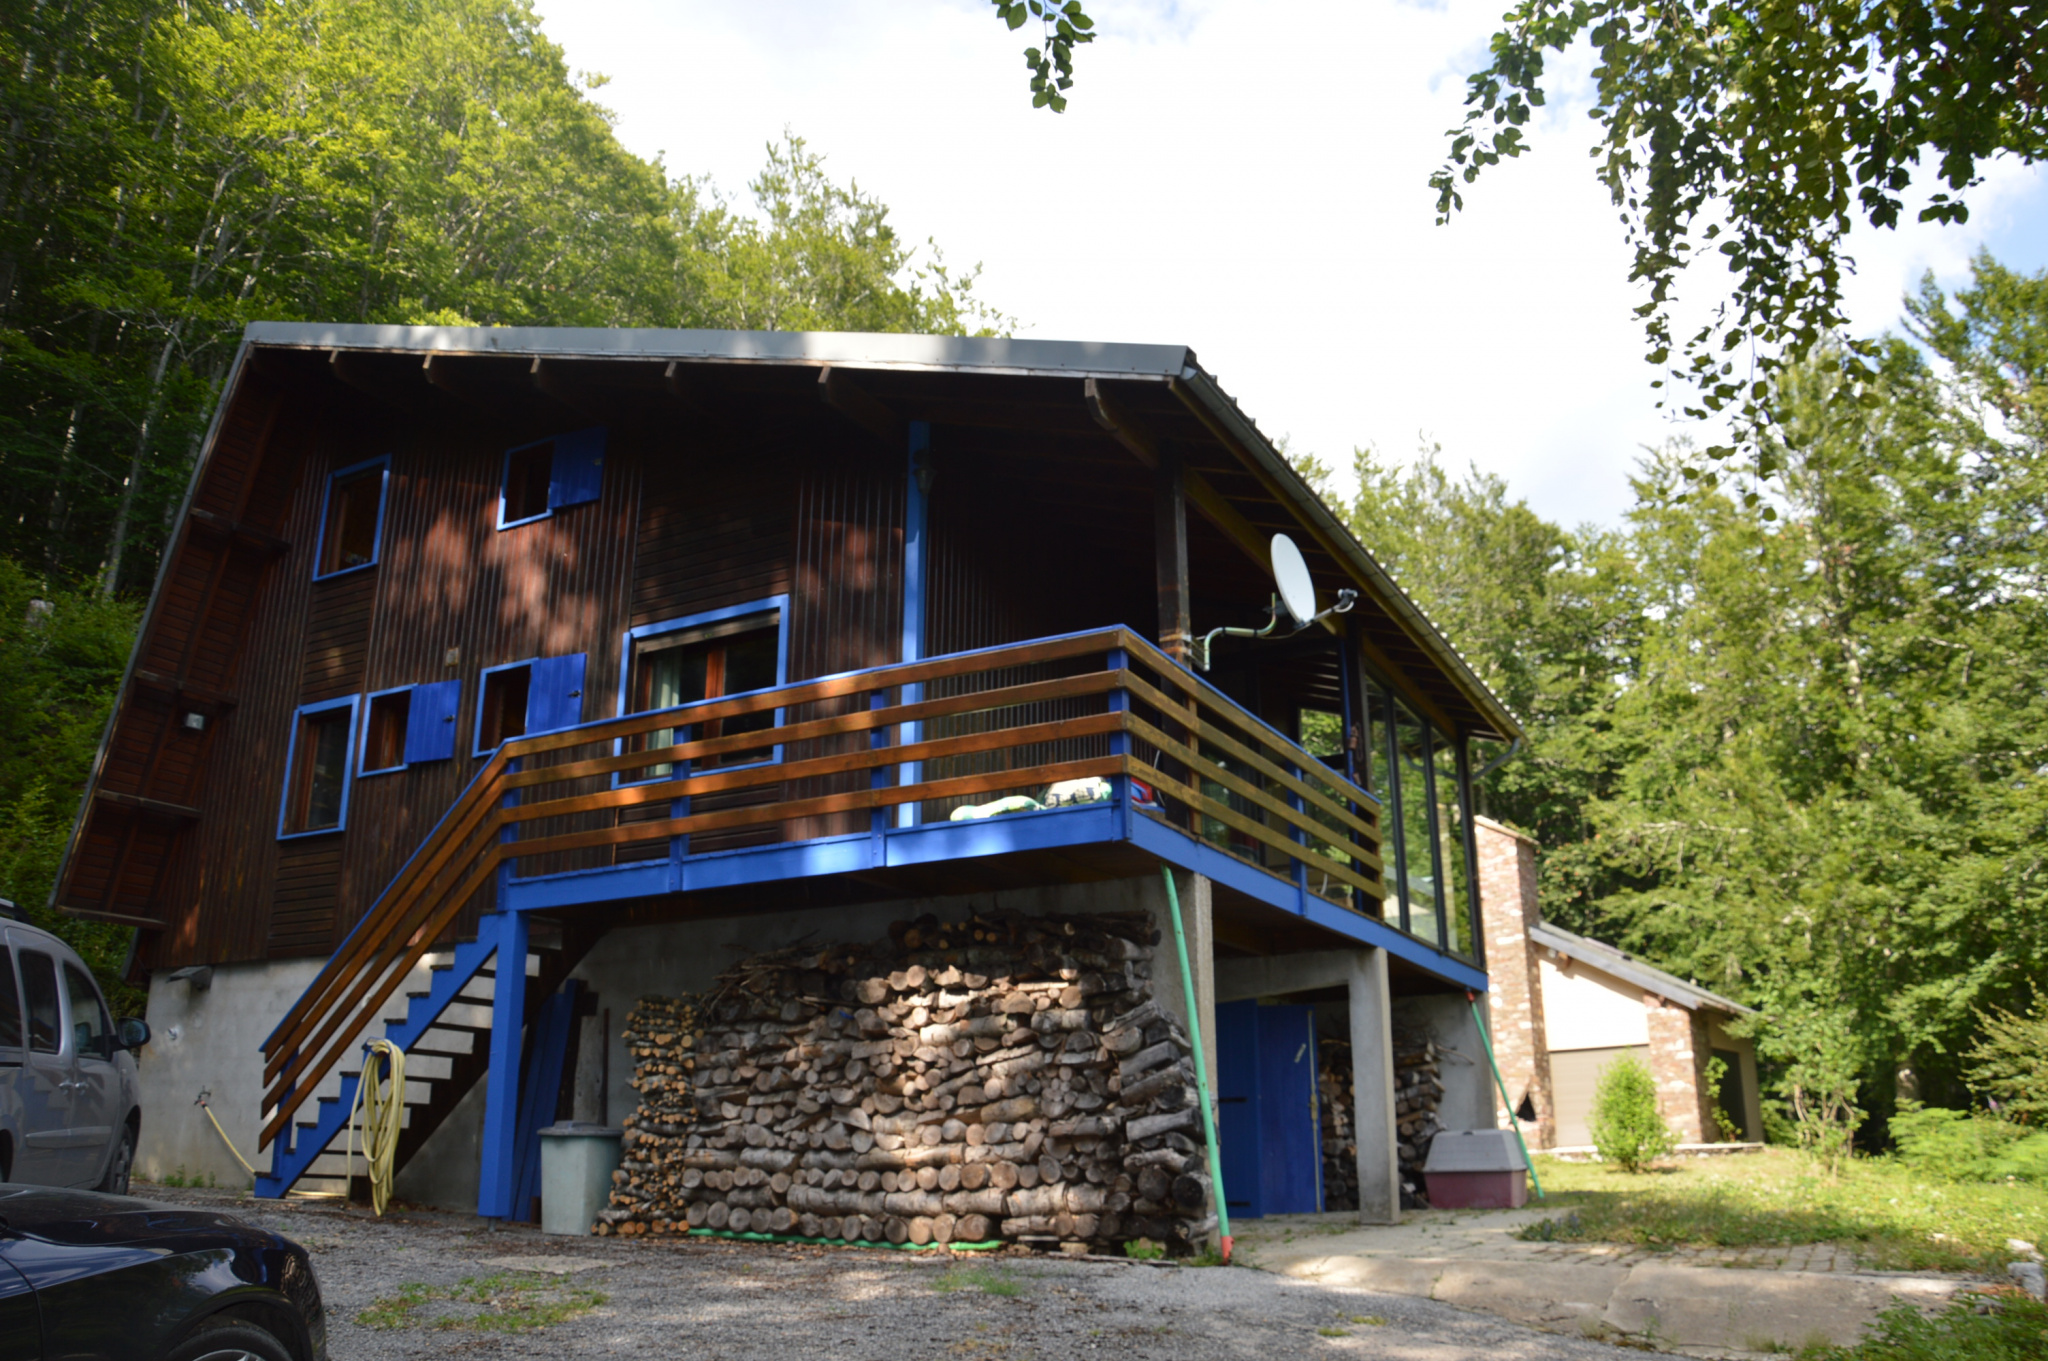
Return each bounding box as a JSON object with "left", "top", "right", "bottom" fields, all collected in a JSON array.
[
  {"left": 538, "top": 1122, "right": 623, "bottom": 1235},
  {"left": 1422, "top": 1129, "right": 1529, "bottom": 1209}
]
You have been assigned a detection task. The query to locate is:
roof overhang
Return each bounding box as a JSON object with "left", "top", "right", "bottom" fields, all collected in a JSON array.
[
  {"left": 232, "top": 322, "right": 1525, "bottom": 742},
  {"left": 1531, "top": 921, "right": 1754, "bottom": 1016}
]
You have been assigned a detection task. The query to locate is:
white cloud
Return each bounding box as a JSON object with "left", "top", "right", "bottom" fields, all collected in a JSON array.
[{"left": 541, "top": 0, "right": 2047, "bottom": 530}]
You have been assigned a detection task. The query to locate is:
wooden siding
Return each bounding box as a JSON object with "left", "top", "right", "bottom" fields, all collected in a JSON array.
[
  {"left": 780, "top": 450, "right": 904, "bottom": 841},
  {"left": 58, "top": 381, "right": 295, "bottom": 937},
  {"left": 122, "top": 392, "right": 642, "bottom": 970}
]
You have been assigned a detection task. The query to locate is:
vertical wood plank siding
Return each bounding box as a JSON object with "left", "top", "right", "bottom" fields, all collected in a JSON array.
[
  {"left": 781, "top": 447, "right": 904, "bottom": 842},
  {"left": 126, "top": 393, "right": 640, "bottom": 969},
  {"left": 59, "top": 382, "right": 294, "bottom": 943}
]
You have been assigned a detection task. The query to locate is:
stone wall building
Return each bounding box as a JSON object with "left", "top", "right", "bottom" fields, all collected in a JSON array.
[{"left": 1476, "top": 819, "right": 1760, "bottom": 1150}]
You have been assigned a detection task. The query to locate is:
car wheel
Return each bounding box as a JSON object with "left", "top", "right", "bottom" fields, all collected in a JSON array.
[
  {"left": 94, "top": 1123, "right": 135, "bottom": 1196},
  {"left": 162, "top": 1321, "right": 293, "bottom": 1361}
]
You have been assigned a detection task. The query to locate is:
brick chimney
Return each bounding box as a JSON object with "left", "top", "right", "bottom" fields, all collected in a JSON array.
[{"left": 1475, "top": 816, "right": 1555, "bottom": 1148}]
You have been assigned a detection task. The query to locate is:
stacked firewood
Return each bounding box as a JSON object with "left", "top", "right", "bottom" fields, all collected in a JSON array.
[
  {"left": 1394, "top": 1032, "right": 1446, "bottom": 1209},
  {"left": 593, "top": 909, "right": 1216, "bottom": 1253},
  {"left": 1317, "top": 1037, "right": 1358, "bottom": 1212}
]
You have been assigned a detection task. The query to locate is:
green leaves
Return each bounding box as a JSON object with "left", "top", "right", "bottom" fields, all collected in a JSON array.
[
  {"left": 993, "top": 0, "right": 1095, "bottom": 113},
  {"left": 1433, "top": 0, "right": 2045, "bottom": 486}
]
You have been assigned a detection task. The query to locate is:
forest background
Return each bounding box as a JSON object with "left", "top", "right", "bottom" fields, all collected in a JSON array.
[{"left": 2, "top": 0, "right": 2042, "bottom": 1150}]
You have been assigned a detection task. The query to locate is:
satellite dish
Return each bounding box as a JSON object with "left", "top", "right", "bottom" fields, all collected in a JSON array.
[{"left": 1271, "top": 533, "right": 1317, "bottom": 627}]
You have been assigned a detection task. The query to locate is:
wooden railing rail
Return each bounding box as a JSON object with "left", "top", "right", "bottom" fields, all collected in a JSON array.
[{"left": 257, "top": 627, "right": 1386, "bottom": 1149}]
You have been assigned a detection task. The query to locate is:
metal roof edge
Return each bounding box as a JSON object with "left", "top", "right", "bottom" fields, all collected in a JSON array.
[
  {"left": 1530, "top": 921, "right": 1755, "bottom": 1016},
  {"left": 1169, "top": 364, "right": 1526, "bottom": 743},
  {"left": 241, "top": 321, "right": 1194, "bottom": 379}
]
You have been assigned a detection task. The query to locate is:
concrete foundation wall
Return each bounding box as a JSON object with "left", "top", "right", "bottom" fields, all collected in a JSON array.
[
  {"left": 134, "top": 958, "right": 327, "bottom": 1188},
  {"left": 1393, "top": 994, "right": 1494, "bottom": 1135}
]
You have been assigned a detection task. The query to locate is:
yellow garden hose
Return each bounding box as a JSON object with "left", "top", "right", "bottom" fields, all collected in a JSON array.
[
  {"left": 346, "top": 1039, "right": 406, "bottom": 1215},
  {"left": 195, "top": 1090, "right": 258, "bottom": 1175}
]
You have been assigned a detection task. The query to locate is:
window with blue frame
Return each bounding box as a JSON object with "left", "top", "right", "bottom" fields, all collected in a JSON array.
[
  {"left": 279, "top": 696, "right": 360, "bottom": 837},
  {"left": 359, "top": 680, "right": 462, "bottom": 775},
  {"left": 618, "top": 602, "right": 786, "bottom": 783},
  {"left": 475, "top": 654, "right": 587, "bottom": 756},
  {"left": 315, "top": 456, "right": 390, "bottom": 579},
  {"left": 498, "top": 428, "right": 605, "bottom": 529}
]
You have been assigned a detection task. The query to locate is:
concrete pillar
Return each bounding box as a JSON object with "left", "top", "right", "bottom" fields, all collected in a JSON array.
[
  {"left": 1645, "top": 996, "right": 1711, "bottom": 1143},
  {"left": 1349, "top": 947, "right": 1400, "bottom": 1225},
  {"left": 1474, "top": 816, "right": 1556, "bottom": 1148},
  {"left": 1149, "top": 869, "right": 1217, "bottom": 1096}
]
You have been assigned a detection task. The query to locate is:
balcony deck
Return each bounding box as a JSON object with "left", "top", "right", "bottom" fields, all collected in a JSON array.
[
  {"left": 259, "top": 626, "right": 1484, "bottom": 1158},
  {"left": 488, "top": 625, "right": 1482, "bottom": 988}
]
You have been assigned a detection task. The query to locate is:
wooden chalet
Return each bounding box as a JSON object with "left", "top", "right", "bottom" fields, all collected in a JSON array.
[{"left": 54, "top": 323, "right": 1523, "bottom": 1227}]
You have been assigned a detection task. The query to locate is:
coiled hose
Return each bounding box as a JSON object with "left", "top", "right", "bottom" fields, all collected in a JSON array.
[{"left": 346, "top": 1039, "right": 405, "bottom": 1215}]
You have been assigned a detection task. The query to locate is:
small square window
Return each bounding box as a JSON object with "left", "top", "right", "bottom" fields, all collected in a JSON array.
[
  {"left": 316, "top": 458, "right": 389, "bottom": 578},
  {"left": 281, "top": 700, "right": 356, "bottom": 836},
  {"left": 497, "top": 428, "right": 605, "bottom": 529},
  {"left": 361, "top": 689, "right": 412, "bottom": 774},
  {"left": 478, "top": 665, "right": 532, "bottom": 752},
  {"left": 502, "top": 442, "right": 554, "bottom": 525}
]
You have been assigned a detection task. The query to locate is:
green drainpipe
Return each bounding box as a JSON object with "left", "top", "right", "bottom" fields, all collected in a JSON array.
[
  {"left": 1161, "top": 866, "right": 1232, "bottom": 1262},
  {"left": 1467, "top": 990, "right": 1544, "bottom": 1198}
]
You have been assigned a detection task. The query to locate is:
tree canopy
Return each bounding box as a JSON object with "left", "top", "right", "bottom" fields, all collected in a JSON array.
[
  {"left": 1430, "top": 0, "right": 2047, "bottom": 488},
  {"left": 1311, "top": 255, "right": 2048, "bottom": 1139},
  {"left": 0, "top": 0, "right": 1006, "bottom": 598}
]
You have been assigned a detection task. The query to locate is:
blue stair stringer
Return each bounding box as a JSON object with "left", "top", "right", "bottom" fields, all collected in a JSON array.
[{"left": 255, "top": 933, "right": 501, "bottom": 1199}]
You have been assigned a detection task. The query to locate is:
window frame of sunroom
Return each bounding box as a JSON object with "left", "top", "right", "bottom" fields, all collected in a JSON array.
[{"left": 1358, "top": 662, "right": 1483, "bottom": 966}]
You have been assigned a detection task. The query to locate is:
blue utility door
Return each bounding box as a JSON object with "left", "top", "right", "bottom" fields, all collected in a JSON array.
[
  {"left": 1256, "top": 1004, "right": 1323, "bottom": 1215},
  {"left": 1214, "top": 1000, "right": 1324, "bottom": 1218},
  {"left": 1216, "top": 1000, "right": 1261, "bottom": 1219}
]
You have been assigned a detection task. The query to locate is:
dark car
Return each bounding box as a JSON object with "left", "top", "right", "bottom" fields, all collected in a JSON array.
[{"left": 0, "top": 1186, "right": 325, "bottom": 1361}]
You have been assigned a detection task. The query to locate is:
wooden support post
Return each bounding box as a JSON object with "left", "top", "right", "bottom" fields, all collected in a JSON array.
[
  {"left": 477, "top": 910, "right": 529, "bottom": 1219},
  {"left": 1155, "top": 453, "right": 1191, "bottom": 664}
]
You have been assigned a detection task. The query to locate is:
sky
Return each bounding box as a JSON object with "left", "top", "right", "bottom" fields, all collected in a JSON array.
[{"left": 540, "top": 0, "right": 2048, "bottom": 530}]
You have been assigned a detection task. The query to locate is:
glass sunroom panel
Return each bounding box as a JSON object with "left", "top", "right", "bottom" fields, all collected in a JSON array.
[
  {"left": 1434, "top": 732, "right": 1472, "bottom": 957},
  {"left": 1361, "top": 677, "right": 1401, "bottom": 929},
  {"left": 1394, "top": 698, "right": 1442, "bottom": 946}
]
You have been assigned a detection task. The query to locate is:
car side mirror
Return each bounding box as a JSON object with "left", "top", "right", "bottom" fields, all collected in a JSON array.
[{"left": 118, "top": 1017, "right": 150, "bottom": 1051}]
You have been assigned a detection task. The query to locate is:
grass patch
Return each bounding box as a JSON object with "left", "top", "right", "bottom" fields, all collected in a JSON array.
[
  {"left": 1518, "top": 1149, "right": 2048, "bottom": 1273},
  {"left": 357, "top": 1272, "right": 607, "bottom": 1332},
  {"left": 1794, "top": 1294, "right": 2048, "bottom": 1360},
  {"left": 932, "top": 1265, "right": 1025, "bottom": 1297}
]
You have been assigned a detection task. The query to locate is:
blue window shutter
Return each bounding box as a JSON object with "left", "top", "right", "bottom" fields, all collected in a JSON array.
[
  {"left": 404, "top": 680, "right": 462, "bottom": 763},
  {"left": 548, "top": 428, "right": 606, "bottom": 510},
  {"left": 526, "top": 654, "right": 587, "bottom": 734}
]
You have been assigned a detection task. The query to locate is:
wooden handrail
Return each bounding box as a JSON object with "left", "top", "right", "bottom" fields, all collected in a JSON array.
[{"left": 258, "top": 626, "right": 1391, "bottom": 1149}]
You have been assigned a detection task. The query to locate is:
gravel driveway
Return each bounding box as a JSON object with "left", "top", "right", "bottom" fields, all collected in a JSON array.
[{"left": 139, "top": 1183, "right": 1671, "bottom": 1359}]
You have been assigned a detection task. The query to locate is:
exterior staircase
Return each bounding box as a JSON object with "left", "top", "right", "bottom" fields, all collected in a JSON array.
[{"left": 255, "top": 918, "right": 597, "bottom": 1200}]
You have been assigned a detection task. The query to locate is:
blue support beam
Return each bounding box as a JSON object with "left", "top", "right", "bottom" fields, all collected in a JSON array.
[
  {"left": 476, "top": 910, "right": 529, "bottom": 1219},
  {"left": 899, "top": 420, "right": 930, "bottom": 828}
]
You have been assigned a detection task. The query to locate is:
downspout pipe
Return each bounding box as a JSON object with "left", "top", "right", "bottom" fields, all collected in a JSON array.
[{"left": 1161, "top": 866, "right": 1231, "bottom": 1262}]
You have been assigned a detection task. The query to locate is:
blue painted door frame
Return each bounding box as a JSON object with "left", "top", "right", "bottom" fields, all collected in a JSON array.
[{"left": 1216, "top": 1000, "right": 1324, "bottom": 1218}]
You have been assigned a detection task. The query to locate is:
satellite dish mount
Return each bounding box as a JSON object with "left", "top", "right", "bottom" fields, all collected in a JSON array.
[{"left": 1191, "top": 534, "right": 1355, "bottom": 671}]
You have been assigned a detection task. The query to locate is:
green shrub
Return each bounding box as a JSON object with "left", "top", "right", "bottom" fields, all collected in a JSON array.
[
  {"left": 1892, "top": 1102, "right": 2048, "bottom": 1183},
  {"left": 1589, "top": 1054, "right": 1676, "bottom": 1172}
]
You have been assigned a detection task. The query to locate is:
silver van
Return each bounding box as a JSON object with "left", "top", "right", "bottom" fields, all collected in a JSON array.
[{"left": 0, "top": 912, "right": 147, "bottom": 1194}]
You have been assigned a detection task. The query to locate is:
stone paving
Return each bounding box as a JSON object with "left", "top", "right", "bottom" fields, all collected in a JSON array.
[{"left": 1234, "top": 1208, "right": 1970, "bottom": 1359}]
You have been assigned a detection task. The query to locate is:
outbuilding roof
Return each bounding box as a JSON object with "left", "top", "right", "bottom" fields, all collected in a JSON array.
[
  {"left": 1530, "top": 921, "right": 1755, "bottom": 1016},
  {"left": 236, "top": 322, "right": 1524, "bottom": 743}
]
